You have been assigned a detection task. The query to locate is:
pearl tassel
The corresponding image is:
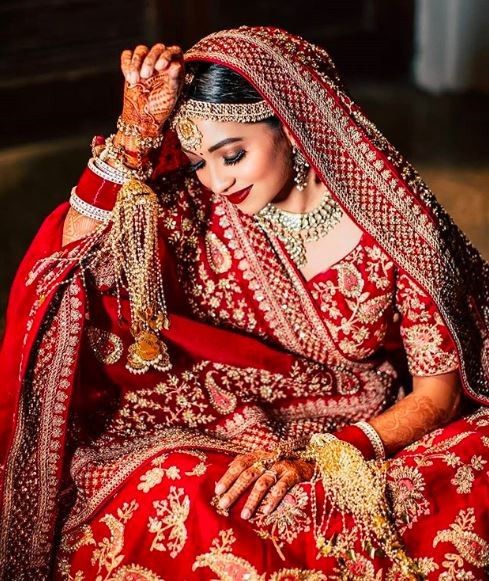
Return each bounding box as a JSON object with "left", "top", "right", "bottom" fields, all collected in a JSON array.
[{"left": 105, "top": 178, "right": 171, "bottom": 374}]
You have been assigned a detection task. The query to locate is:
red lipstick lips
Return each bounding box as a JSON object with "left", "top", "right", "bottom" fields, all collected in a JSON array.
[{"left": 226, "top": 186, "right": 252, "bottom": 204}]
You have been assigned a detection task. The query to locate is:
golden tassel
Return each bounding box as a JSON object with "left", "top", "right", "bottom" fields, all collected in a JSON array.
[
  {"left": 105, "top": 178, "right": 171, "bottom": 374},
  {"left": 302, "top": 434, "right": 421, "bottom": 579}
]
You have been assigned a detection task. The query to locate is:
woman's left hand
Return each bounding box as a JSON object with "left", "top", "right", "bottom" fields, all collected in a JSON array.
[{"left": 214, "top": 451, "right": 314, "bottom": 520}]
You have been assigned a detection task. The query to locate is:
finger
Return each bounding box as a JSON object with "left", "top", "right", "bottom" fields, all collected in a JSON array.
[
  {"left": 166, "top": 60, "right": 184, "bottom": 90},
  {"left": 260, "top": 475, "right": 296, "bottom": 515},
  {"left": 141, "top": 43, "right": 166, "bottom": 79},
  {"left": 218, "top": 464, "right": 264, "bottom": 510},
  {"left": 155, "top": 45, "right": 183, "bottom": 72},
  {"left": 240, "top": 472, "right": 277, "bottom": 520},
  {"left": 214, "top": 454, "right": 255, "bottom": 495},
  {"left": 154, "top": 45, "right": 182, "bottom": 71},
  {"left": 128, "top": 45, "right": 149, "bottom": 84},
  {"left": 121, "top": 49, "right": 133, "bottom": 81}
]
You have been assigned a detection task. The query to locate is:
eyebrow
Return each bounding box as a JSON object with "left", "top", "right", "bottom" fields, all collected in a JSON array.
[{"left": 208, "top": 137, "right": 243, "bottom": 153}]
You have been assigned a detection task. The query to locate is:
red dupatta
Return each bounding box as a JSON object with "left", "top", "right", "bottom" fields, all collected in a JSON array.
[
  {"left": 184, "top": 26, "right": 489, "bottom": 405},
  {"left": 1, "top": 25, "right": 488, "bottom": 579}
]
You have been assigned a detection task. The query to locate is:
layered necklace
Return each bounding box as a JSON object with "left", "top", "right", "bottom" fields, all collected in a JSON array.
[{"left": 255, "top": 189, "right": 343, "bottom": 267}]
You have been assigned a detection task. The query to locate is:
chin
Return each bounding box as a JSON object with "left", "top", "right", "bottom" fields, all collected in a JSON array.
[{"left": 235, "top": 199, "right": 268, "bottom": 216}]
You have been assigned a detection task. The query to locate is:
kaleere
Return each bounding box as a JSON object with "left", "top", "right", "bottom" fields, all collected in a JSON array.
[
  {"left": 302, "top": 433, "right": 420, "bottom": 578},
  {"left": 105, "top": 177, "right": 171, "bottom": 374}
]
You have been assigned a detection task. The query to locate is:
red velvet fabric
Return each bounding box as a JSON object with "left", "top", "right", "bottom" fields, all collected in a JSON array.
[
  {"left": 1, "top": 25, "right": 489, "bottom": 580},
  {"left": 76, "top": 165, "right": 121, "bottom": 210},
  {"left": 334, "top": 424, "right": 377, "bottom": 460}
]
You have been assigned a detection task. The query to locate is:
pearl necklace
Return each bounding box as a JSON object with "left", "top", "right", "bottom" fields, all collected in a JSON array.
[{"left": 255, "top": 189, "right": 343, "bottom": 267}]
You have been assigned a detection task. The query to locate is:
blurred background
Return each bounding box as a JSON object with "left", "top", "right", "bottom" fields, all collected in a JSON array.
[{"left": 1, "top": 0, "right": 488, "bottom": 319}]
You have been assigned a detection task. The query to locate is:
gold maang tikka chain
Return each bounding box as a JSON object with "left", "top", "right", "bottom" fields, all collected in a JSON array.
[{"left": 255, "top": 189, "right": 343, "bottom": 267}]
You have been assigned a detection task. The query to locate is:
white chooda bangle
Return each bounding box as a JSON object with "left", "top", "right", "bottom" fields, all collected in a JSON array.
[
  {"left": 69, "top": 187, "right": 112, "bottom": 223},
  {"left": 354, "top": 421, "right": 386, "bottom": 460}
]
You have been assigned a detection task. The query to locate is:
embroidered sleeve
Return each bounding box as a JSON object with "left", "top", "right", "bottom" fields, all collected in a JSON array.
[{"left": 395, "top": 268, "right": 459, "bottom": 376}]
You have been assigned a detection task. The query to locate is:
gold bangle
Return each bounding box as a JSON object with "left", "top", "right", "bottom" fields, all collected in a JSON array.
[{"left": 117, "top": 117, "right": 164, "bottom": 149}]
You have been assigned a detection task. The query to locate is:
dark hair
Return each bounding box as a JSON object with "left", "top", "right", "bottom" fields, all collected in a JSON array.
[{"left": 186, "top": 63, "right": 280, "bottom": 129}]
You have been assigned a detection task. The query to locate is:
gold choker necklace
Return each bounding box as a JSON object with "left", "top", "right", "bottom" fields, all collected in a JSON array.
[{"left": 255, "top": 189, "right": 343, "bottom": 267}]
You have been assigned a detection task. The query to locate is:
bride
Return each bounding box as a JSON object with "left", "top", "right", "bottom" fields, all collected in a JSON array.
[{"left": 0, "top": 26, "right": 488, "bottom": 580}]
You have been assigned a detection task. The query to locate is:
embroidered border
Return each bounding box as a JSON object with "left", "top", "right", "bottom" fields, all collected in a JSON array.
[{"left": 0, "top": 279, "right": 84, "bottom": 578}]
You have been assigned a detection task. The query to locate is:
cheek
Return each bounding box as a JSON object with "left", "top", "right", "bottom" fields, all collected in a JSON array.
[
  {"left": 194, "top": 167, "right": 211, "bottom": 190},
  {"left": 247, "top": 144, "right": 290, "bottom": 184}
]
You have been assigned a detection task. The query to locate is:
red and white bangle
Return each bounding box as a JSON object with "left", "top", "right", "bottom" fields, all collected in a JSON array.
[
  {"left": 88, "top": 156, "right": 128, "bottom": 185},
  {"left": 333, "top": 422, "right": 386, "bottom": 461},
  {"left": 354, "top": 421, "right": 385, "bottom": 460},
  {"left": 70, "top": 187, "right": 112, "bottom": 223}
]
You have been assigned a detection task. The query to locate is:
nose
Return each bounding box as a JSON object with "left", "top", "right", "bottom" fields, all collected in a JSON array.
[{"left": 207, "top": 164, "right": 235, "bottom": 195}]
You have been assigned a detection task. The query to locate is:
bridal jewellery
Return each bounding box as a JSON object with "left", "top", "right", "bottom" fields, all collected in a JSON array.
[
  {"left": 256, "top": 189, "right": 343, "bottom": 267},
  {"left": 171, "top": 99, "right": 274, "bottom": 151},
  {"left": 292, "top": 146, "right": 309, "bottom": 191},
  {"left": 302, "top": 434, "right": 420, "bottom": 577}
]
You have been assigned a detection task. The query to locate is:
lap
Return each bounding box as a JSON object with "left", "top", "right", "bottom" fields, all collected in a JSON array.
[{"left": 57, "top": 409, "right": 489, "bottom": 580}]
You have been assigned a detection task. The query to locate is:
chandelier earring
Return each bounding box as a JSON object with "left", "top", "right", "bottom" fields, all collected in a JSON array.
[{"left": 292, "top": 145, "right": 310, "bottom": 191}]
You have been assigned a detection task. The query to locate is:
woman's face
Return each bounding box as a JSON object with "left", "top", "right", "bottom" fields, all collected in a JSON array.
[{"left": 182, "top": 118, "right": 294, "bottom": 215}]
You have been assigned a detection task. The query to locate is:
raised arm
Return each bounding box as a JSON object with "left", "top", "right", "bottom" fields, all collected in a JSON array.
[{"left": 62, "top": 43, "right": 184, "bottom": 246}]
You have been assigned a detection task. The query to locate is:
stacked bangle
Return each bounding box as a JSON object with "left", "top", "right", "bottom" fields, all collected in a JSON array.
[
  {"left": 332, "top": 421, "right": 385, "bottom": 461},
  {"left": 354, "top": 421, "right": 385, "bottom": 460},
  {"left": 76, "top": 164, "right": 120, "bottom": 211},
  {"left": 71, "top": 129, "right": 162, "bottom": 222},
  {"left": 70, "top": 187, "right": 112, "bottom": 223},
  {"left": 88, "top": 157, "right": 127, "bottom": 185}
]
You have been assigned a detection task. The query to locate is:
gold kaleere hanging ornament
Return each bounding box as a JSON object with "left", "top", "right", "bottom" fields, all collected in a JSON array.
[
  {"left": 301, "top": 434, "right": 421, "bottom": 579},
  {"left": 105, "top": 177, "right": 172, "bottom": 374}
]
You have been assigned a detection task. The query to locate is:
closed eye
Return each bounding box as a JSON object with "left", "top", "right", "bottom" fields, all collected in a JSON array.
[
  {"left": 224, "top": 149, "right": 246, "bottom": 166},
  {"left": 189, "top": 159, "right": 205, "bottom": 172},
  {"left": 188, "top": 149, "right": 246, "bottom": 172}
]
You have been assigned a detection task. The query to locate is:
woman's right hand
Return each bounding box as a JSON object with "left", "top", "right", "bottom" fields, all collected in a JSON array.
[{"left": 119, "top": 43, "right": 185, "bottom": 139}]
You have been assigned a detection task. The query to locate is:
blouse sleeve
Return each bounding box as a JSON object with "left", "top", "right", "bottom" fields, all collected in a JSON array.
[{"left": 394, "top": 268, "right": 459, "bottom": 376}]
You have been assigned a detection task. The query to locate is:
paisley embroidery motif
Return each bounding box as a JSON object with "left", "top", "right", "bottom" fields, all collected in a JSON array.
[
  {"left": 193, "top": 529, "right": 327, "bottom": 580},
  {"left": 433, "top": 508, "right": 489, "bottom": 568},
  {"left": 112, "top": 564, "right": 164, "bottom": 580},
  {"left": 336, "top": 262, "right": 364, "bottom": 298},
  {"left": 205, "top": 231, "right": 232, "bottom": 274},
  {"left": 387, "top": 465, "right": 431, "bottom": 532},
  {"left": 205, "top": 370, "right": 238, "bottom": 414}
]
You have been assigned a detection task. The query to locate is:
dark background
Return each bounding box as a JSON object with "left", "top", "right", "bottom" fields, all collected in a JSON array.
[{"left": 1, "top": 0, "right": 488, "bottom": 319}]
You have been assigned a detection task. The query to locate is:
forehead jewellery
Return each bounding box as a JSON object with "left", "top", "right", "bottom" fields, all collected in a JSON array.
[{"left": 171, "top": 98, "right": 274, "bottom": 151}]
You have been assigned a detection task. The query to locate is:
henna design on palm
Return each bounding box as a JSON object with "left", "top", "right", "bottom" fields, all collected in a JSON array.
[{"left": 120, "top": 44, "right": 184, "bottom": 138}]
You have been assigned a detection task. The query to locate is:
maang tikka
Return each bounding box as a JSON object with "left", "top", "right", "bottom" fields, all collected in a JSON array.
[
  {"left": 171, "top": 98, "right": 275, "bottom": 152},
  {"left": 292, "top": 146, "right": 310, "bottom": 191}
]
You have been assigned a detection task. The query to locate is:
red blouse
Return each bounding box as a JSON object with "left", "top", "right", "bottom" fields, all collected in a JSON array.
[{"left": 308, "top": 232, "right": 459, "bottom": 376}]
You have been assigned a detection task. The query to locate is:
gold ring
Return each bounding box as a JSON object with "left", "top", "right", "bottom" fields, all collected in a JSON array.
[
  {"left": 251, "top": 460, "right": 267, "bottom": 471},
  {"left": 264, "top": 469, "right": 279, "bottom": 483}
]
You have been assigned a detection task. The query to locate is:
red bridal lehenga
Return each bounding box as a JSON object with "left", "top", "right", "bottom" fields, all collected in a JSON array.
[{"left": 1, "top": 27, "right": 489, "bottom": 581}]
